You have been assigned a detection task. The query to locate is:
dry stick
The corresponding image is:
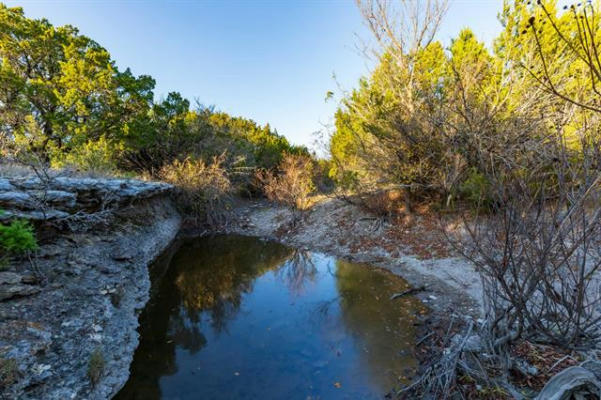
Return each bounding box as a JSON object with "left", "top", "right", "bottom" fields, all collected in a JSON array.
[
  {"left": 545, "top": 355, "right": 576, "bottom": 374},
  {"left": 416, "top": 331, "right": 434, "bottom": 346},
  {"left": 390, "top": 285, "right": 426, "bottom": 300}
]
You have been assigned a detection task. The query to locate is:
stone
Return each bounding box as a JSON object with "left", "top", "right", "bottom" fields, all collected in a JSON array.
[
  {"left": 581, "top": 360, "right": 601, "bottom": 381},
  {"left": 35, "top": 190, "right": 77, "bottom": 210},
  {"left": 0, "top": 176, "right": 179, "bottom": 399},
  {"left": 0, "top": 283, "right": 41, "bottom": 301},
  {"left": 0, "top": 272, "right": 24, "bottom": 286},
  {"left": 0, "top": 178, "right": 15, "bottom": 191},
  {"left": 0, "top": 191, "right": 34, "bottom": 210}
]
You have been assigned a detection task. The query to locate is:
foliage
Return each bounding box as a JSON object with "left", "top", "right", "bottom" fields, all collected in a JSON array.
[
  {"left": 0, "top": 4, "right": 308, "bottom": 224},
  {"left": 329, "top": 0, "right": 601, "bottom": 207},
  {"left": 159, "top": 156, "right": 233, "bottom": 227},
  {"left": 457, "top": 169, "right": 491, "bottom": 208},
  {"left": 0, "top": 212, "right": 38, "bottom": 256},
  {"left": 0, "top": 5, "right": 155, "bottom": 161},
  {"left": 87, "top": 348, "right": 105, "bottom": 386},
  {"left": 341, "top": 1, "right": 601, "bottom": 397},
  {"left": 0, "top": 357, "right": 18, "bottom": 387},
  {"left": 53, "top": 136, "right": 120, "bottom": 174},
  {"left": 0, "top": 5, "right": 305, "bottom": 172}
]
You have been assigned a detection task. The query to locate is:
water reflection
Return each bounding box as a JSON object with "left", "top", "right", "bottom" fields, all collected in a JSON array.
[
  {"left": 274, "top": 250, "right": 318, "bottom": 295},
  {"left": 115, "top": 235, "right": 424, "bottom": 400}
]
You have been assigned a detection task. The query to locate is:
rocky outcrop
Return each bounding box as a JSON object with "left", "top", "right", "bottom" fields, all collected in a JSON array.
[
  {"left": 0, "top": 177, "right": 172, "bottom": 221},
  {"left": 0, "top": 177, "right": 181, "bottom": 400}
]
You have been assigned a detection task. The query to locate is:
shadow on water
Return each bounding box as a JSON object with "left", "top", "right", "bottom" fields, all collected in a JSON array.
[{"left": 114, "top": 235, "right": 426, "bottom": 400}]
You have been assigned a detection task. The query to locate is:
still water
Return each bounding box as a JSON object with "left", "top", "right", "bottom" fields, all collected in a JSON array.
[{"left": 115, "top": 235, "right": 425, "bottom": 400}]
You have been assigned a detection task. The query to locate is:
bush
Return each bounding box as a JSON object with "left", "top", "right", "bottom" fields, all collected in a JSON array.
[
  {"left": 52, "top": 136, "right": 119, "bottom": 175},
  {"left": 458, "top": 168, "right": 491, "bottom": 208},
  {"left": 0, "top": 212, "right": 38, "bottom": 256},
  {"left": 359, "top": 188, "right": 411, "bottom": 220},
  {"left": 0, "top": 357, "right": 18, "bottom": 387},
  {"left": 159, "top": 155, "right": 233, "bottom": 227},
  {"left": 87, "top": 348, "right": 105, "bottom": 386},
  {"left": 256, "top": 154, "right": 314, "bottom": 217}
]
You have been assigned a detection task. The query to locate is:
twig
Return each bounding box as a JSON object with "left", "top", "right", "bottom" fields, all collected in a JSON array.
[
  {"left": 390, "top": 285, "right": 426, "bottom": 300},
  {"left": 417, "top": 331, "right": 434, "bottom": 346}
]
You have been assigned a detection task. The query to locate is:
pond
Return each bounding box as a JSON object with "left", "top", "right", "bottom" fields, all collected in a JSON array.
[{"left": 114, "top": 235, "right": 425, "bottom": 400}]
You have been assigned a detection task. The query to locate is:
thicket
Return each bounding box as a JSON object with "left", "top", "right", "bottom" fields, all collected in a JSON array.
[
  {"left": 0, "top": 5, "right": 308, "bottom": 225},
  {"left": 331, "top": 0, "right": 601, "bottom": 397},
  {"left": 329, "top": 0, "right": 601, "bottom": 209}
]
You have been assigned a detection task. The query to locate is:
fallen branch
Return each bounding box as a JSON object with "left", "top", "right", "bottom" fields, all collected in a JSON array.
[
  {"left": 390, "top": 285, "right": 426, "bottom": 300},
  {"left": 417, "top": 331, "right": 434, "bottom": 346}
]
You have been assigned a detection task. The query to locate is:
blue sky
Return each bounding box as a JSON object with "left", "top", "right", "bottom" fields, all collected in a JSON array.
[{"left": 6, "top": 0, "right": 506, "bottom": 149}]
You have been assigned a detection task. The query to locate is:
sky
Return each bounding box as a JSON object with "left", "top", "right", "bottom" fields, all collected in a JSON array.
[{"left": 5, "top": 0, "right": 507, "bottom": 149}]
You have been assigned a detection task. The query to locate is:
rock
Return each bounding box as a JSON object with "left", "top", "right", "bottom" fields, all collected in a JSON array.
[
  {"left": 0, "top": 272, "right": 24, "bottom": 285},
  {"left": 0, "top": 177, "right": 181, "bottom": 400},
  {"left": 0, "top": 191, "right": 34, "bottom": 209},
  {"left": 35, "top": 190, "right": 77, "bottom": 210},
  {"left": 536, "top": 366, "right": 601, "bottom": 400},
  {"left": 0, "top": 178, "right": 15, "bottom": 191},
  {"left": 581, "top": 360, "right": 601, "bottom": 380},
  {"left": 112, "top": 249, "right": 136, "bottom": 261},
  {"left": 21, "top": 274, "right": 39, "bottom": 284},
  {"left": 0, "top": 209, "right": 70, "bottom": 221},
  {"left": 0, "top": 283, "right": 41, "bottom": 301}
]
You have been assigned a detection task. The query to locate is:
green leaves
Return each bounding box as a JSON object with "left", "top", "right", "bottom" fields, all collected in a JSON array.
[
  {"left": 0, "top": 216, "right": 38, "bottom": 255},
  {"left": 0, "top": 4, "right": 155, "bottom": 162},
  {"left": 0, "top": 4, "right": 305, "bottom": 180}
]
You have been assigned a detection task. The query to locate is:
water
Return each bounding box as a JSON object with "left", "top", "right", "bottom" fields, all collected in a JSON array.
[{"left": 115, "top": 235, "right": 425, "bottom": 400}]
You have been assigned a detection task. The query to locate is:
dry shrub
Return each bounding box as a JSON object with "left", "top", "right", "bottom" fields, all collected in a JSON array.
[
  {"left": 359, "top": 188, "right": 413, "bottom": 220},
  {"left": 256, "top": 154, "right": 314, "bottom": 219},
  {"left": 159, "top": 155, "right": 232, "bottom": 227}
]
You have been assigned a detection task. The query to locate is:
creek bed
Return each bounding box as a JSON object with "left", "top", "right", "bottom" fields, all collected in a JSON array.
[{"left": 115, "top": 234, "right": 425, "bottom": 399}]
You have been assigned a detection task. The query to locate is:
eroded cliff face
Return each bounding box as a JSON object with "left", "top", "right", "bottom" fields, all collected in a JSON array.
[{"left": 0, "top": 177, "right": 181, "bottom": 400}]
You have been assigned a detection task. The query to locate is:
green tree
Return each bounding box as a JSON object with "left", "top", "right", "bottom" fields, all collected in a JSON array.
[{"left": 0, "top": 5, "right": 154, "bottom": 166}]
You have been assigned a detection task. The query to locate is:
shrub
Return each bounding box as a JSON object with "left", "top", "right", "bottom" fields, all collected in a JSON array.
[
  {"left": 0, "top": 357, "right": 18, "bottom": 387},
  {"left": 458, "top": 168, "right": 491, "bottom": 208},
  {"left": 256, "top": 154, "right": 315, "bottom": 221},
  {"left": 52, "top": 136, "right": 119, "bottom": 175},
  {"left": 359, "top": 188, "right": 411, "bottom": 220},
  {"left": 159, "top": 155, "right": 233, "bottom": 227},
  {"left": 0, "top": 212, "right": 38, "bottom": 256},
  {"left": 87, "top": 348, "right": 105, "bottom": 386}
]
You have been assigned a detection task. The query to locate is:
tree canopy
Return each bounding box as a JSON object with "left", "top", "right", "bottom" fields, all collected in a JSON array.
[{"left": 0, "top": 4, "right": 305, "bottom": 176}]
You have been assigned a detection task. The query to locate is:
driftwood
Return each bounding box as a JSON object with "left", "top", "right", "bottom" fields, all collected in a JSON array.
[{"left": 390, "top": 285, "right": 426, "bottom": 300}]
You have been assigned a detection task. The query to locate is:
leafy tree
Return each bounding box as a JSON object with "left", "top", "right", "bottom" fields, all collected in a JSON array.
[
  {"left": 0, "top": 5, "right": 155, "bottom": 166},
  {"left": 0, "top": 4, "right": 306, "bottom": 187}
]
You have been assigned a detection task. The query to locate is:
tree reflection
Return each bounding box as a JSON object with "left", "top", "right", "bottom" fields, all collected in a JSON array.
[
  {"left": 115, "top": 235, "right": 293, "bottom": 400},
  {"left": 334, "top": 260, "right": 426, "bottom": 392},
  {"left": 274, "top": 249, "right": 318, "bottom": 295}
]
